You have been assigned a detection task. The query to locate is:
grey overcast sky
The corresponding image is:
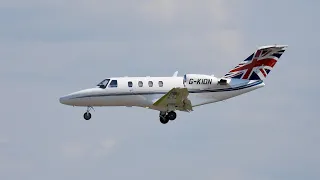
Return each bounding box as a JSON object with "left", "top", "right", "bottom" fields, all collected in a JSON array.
[{"left": 0, "top": 0, "right": 319, "bottom": 180}]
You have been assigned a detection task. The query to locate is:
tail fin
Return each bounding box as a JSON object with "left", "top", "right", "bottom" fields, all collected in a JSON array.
[{"left": 224, "top": 45, "right": 288, "bottom": 80}]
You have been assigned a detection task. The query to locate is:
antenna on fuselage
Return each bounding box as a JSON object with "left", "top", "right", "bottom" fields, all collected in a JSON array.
[{"left": 172, "top": 71, "right": 178, "bottom": 77}]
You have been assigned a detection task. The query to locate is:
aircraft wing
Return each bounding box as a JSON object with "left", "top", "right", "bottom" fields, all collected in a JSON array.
[{"left": 153, "top": 88, "right": 193, "bottom": 112}]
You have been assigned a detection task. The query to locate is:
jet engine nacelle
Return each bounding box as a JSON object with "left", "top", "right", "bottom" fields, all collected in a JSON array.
[{"left": 183, "top": 74, "right": 220, "bottom": 89}]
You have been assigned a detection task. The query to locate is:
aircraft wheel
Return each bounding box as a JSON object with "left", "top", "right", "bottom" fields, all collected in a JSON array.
[
  {"left": 83, "top": 112, "right": 92, "bottom": 120},
  {"left": 167, "top": 111, "right": 177, "bottom": 121},
  {"left": 160, "top": 116, "right": 169, "bottom": 124}
]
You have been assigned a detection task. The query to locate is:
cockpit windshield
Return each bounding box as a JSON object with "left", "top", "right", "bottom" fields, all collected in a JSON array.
[{"left": 97, "top": 79, "right": 110, "bottom": 89}]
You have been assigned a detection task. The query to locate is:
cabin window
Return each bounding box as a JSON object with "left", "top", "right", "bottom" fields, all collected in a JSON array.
[
  {"left": 138, "top": 81, "right": 143, "bottom": 87},
  {"left": 148, "top": 81, "right": 153, "bottom": 87},
  {"left": 158, "top": 81, "right": 163, "bottom": 87},
  {"left": 128, "top": 81, "right": 133, "bottom": 87},
  {"left": 108, "top": 80, "right": 118, "bottom": 88}
]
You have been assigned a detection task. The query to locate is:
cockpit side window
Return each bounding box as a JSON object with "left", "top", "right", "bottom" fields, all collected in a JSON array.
[
  {"left": 108, "top": 80, "right": 118, "bottom": 88},
  {"left": 97, "top": 79, "right": 110, "bottom": 89}
]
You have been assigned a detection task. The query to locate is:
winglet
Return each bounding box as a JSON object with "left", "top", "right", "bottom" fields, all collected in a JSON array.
[{"left": 172, "top": 71, "right": 178, "bottom": 77}]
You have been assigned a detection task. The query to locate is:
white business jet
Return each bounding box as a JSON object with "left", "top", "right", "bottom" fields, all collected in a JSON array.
[{"left": 60, "top": 45, "right": 287, "bottom": 124}]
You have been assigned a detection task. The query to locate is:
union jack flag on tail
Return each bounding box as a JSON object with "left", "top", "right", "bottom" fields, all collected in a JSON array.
[{"left": 224, "top": 45, "right": 288, "bottom": 80}]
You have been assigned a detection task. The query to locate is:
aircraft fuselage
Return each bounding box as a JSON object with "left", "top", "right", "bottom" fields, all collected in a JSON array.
[{"left": 59, "top": 76, "right": 264, "bottom": 112}]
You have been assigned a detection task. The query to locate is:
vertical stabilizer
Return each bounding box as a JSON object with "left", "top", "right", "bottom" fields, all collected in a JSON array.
[{"left": 224, "top": 45, "right": 288, "bottom": 80}]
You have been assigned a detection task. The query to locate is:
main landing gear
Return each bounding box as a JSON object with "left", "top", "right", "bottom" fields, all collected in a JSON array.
[
  {"left": 83, "top": 106, "right": 94, "bottom": 120},
  {"left": 159, "top": 111, "right": 177, "bottom": 124}
]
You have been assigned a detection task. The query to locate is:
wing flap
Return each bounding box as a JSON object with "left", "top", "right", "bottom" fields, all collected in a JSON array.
[{"left": 153, "top": 88, "right": 193, "bottom": 112}]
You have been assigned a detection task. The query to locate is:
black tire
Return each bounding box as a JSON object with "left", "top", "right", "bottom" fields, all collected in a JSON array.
[
  {"left": 167, "top": 111, "right": 177, "bottom": 120},
  {"left": 83, "top": 112, "right": 92, "bottom": 120},
  {"left": 160, "top": 116, "right": 169, "bottom": 124}
]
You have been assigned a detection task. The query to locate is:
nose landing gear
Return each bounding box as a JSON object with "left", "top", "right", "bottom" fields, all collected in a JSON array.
[
  {"left": 83, "top": 106, "right": 94, "bottom": 120},
  {"left": 84, "top": 112, "right": 91, "bottom": 120},
  {"left": 159, "top": 111, "right": 177, "bottom": 124}
]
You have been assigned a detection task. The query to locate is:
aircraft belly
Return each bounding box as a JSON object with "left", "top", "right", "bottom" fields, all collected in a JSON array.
[
  {"left": 71, "top": 95, "right": 146, "bottom": 107},
  {"left": 189, "top": 82, "right": 265, "bottom": 107},
  {"left": 211, "top": 82, "right": 265, "bottom": 101},
  {"left": 189, "top": 93, "right": 219, "bottom": 107},
  {"left": 139, "top": 94, "right": 166, "bottom": 110}
]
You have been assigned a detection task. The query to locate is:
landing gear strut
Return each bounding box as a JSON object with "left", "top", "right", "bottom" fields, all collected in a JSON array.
[
  {"left": 83, "top": 106, "right": 94, "bottom": 120},
  {"left": 159, "top": 111, "right": 177, "bottom": 124}
]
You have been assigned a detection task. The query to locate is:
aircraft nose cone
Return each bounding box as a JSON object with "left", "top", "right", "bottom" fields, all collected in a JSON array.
[
  {"left": 59, "top": 88, "right": 98, "bottom": 106},
  {"left": 59, "top": 96, "right": 71, "bottom": 105}
]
